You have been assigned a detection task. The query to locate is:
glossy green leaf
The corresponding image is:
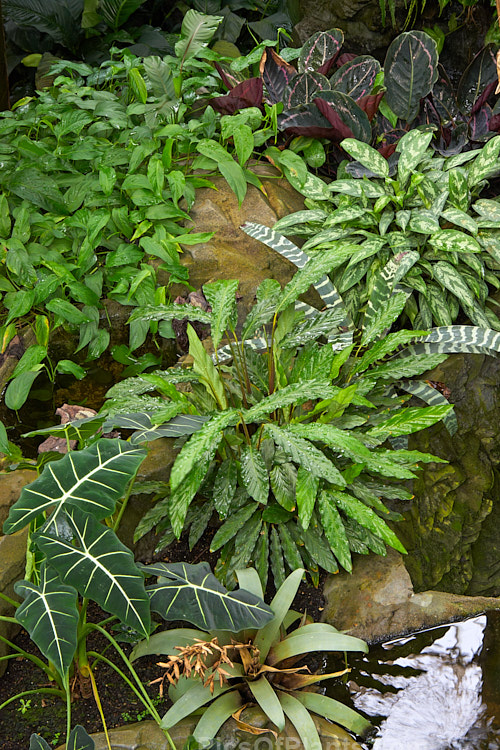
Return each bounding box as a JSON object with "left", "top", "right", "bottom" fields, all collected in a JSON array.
[
  {"left": 248, "top": 676, "right": 285, "bottom": 731},
  {"left": 278, "top": 691, "right": 322, "bottom": 750},
  {"left": 317, "top": 493, "right": 352, "bottom": 572},
  {"left": 241, "top": 445, "right": 269, "bottom": 505},
  {"left": 291, "top": 691, "right": 371, "bottom": 736},
  {"left": 187, "top": 325, "right": 228, "bottom": 410}
]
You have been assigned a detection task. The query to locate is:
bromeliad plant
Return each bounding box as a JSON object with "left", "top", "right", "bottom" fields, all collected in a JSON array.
[
  {"left": 131, "top": 567, "right": 371, "bottom": 749},
  {"left": 0, "top": 438, "right": 274, "bottom": 746},
  {"left": 270, "top": 132, "right": 500, "bottom": 331},
  {"left": 98, "top": 232, "right": 473, "bottom": 589}
]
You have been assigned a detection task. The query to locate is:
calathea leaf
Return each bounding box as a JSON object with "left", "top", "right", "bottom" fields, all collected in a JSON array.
[
  {"left": 366, "top": 405, "right": 453, "bottom": 439},
  {"left": 285, "top": 72, "right": 330, "bottom": 108},
  {"left": 259, "top": 48, "right": 297, "bottom": 105},
  {"left": 244, "top": 380, "right": 336, "bottom": 422},
  {"left": 298, "top": 28, "right": 344, "bottom": 74},
  {"left": 329, "top": 490, "right": 406, "bottom": 553},
  {"left": 317, "top": 492, "right": 352, "bottom": 572},
  {"left": 316, "top": 93, "right": 371, "bottom": 143},
  {"left": 203, "top": 279, "right": 238, "bottom": 350},
  {"left": 35, "top": 508, "right": 151, "bottom": 636},
  {"left": 384, "top": 31, "right": 439, "bottom": 122},
  {"left": 15, "top": 563, "right": 78, "bottom": 679},
  {"left": 397, "top": 379, "right": 457, "bottom": 435},
  {"left": 456, "top": 44, "right": 497, "bottom": 116},
  {"left": 329, "top": 55, "right": 381, "bottom": 100},
  {"left": 270, "top": 462, "right": 297, "bottom": 511},
  {"left": 264, "top": 423, "right": 346, "bottom": 486},
  {"left": 3, "top": 439, "right": 147, "bottom": 535},
  {"left": 287, "top": 423, "right": 371, "bottom": 463},
  {"left": 240, "top": 445, "right": 269, "bottom": 504},
  {"left": 142, "top": 561, "right": 273, "bottom": 630},
  {"left": 127, "top": 303, "right": 212, "bottom": 324}
]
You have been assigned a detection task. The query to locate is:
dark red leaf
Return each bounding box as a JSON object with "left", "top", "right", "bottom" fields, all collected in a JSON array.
[
  {"left": 356, "top": 91, "right": 384, "bottom": 122},
  {"left": 489, "top": 113, "right": 500, "bottom": 131},
  {"left": 317, "top": 53, "right": 340, "bottom": 77},
  {"left": 213, "top": 62, "right": 236, "bottom": 91},
  {"left": 335, "top": 52, "right": 357, "bottom": 67},
  {"left": 259, "top": 48, "right": 297, "bottom": 105},
  {"left": 377, "top": 142, "right": 397, "bottom": 158},
  {"left": 471, "top": 80, "right": 497, "bottom": 115},
  {"left": 315, "top": 98, "right": 355, "bottom": 140},
  {"left": 211, "top": 78, "right": 264, "bottom": 115}
]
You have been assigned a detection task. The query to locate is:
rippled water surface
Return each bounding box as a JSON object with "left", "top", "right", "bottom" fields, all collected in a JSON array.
[{"left": 327, "top": 612, "right": 500, "bottom": 750}]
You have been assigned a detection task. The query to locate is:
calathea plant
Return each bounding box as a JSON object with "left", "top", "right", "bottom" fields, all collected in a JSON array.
[
  {"left": 0, "top": 434, "right": 273, "bottom": 745},
  {"left": 271, "top": 131, "right": 500, "bottom": 331},
  {"left": 131, "top": 567, "right": 371, "bottom": 750},
  {"left": 98, "top": 236, "right": 463, "bottom": 590}
]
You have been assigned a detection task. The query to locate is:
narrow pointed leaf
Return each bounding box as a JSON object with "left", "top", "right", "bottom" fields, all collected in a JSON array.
[
  {"left": 203, "top": 279, "right": 239, "bottom": 350},
  {"left": 254, "top": 568, "right": 304, "bottom": 661},
  {"left": 278, "top": 691, "right": 322, "bottom": 750},
  {"left": 264, "top": 424, "right": 346, "bottom": 486},
  {"left": 241, "top": 445, "right": 269, "bottom": 504},
  {"left": 161, "top": 682, "right": 233, "bottom": 729},
  {"left": 188, "top": 325, "right": 228, "bottom": 410},
  {"left": 291, "top": 691, "right": 371, "bottom": 736},
  {"left": 397, "top": 379, "right": 457, "bottom": 435}
]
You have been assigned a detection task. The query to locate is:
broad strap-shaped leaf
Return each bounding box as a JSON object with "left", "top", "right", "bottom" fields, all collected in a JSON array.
[
  {"left": 142, "top": 561, "right": 274, "bottom": 630},
  {"left": 248, "top": 676, "right": 286, "bottom": 731},
  {"left": 278, "top": 691, "right": 322, "bottom": 750},
  {"left": 270, "top": 627, "right": 368, "bottom": 663},
  {"left": 203, "top": 279, "right": 239, "bottom": 350},
  {"left": 192, "top": 690, "right": 243, "bottom": 743},
  {"left": 384, "top": 31, "right": 439, "bottom": 123},
  {"left": 291, "top": 691, "right": 371, "bottom": 736},
  {"left": 264, "top": 423, "right": 346, "bottom": 486},
  {"left": 397, "top": 379, "right": 457, "bottom": 436},
  {"left": 35, "top": 508, "right": 151, "bottom": 637},
  {"left": 161, "top": 681, "right": 234, "bottom": 730},
  {"left": 104, "top": 412, "right": 209, "bottom": 443},
  {"left": 254, "top": 567, "right": 304, "bottom": 660},
  {"left": 3, "top": 439, "right": 147, "bottom": 535},
  {"left": 130, "top": 627, "right": 210, "bottom": 662},
  {"left": 15, "top": 563, "right": 78, "bottom": 679}
]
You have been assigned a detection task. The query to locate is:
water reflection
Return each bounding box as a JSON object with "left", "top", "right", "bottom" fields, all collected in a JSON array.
[{"left": 348, "top": 615, "right": 500, "bottom": 750}]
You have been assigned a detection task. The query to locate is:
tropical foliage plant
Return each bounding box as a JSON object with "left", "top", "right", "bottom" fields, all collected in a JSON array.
[
  {"left": 96, "top": 231, "right": 470, "bottom": 589},
  {"left": 0, "top": 438, "right": 274, "bottom": 745},
  {"left": 131, "top": 567, "right": 371, "bottom": 750},
  {"left": 0, "top": 10, "right": 286, "bottom": 411},
  {"left": 270, "top": 132, "right": 500, "bottom": 331},
  {"left": 210, "top": 24, "right": 500, "bottom": 168}
]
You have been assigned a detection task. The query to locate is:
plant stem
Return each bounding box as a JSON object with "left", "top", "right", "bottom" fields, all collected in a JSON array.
[
  {"left": 0, "top": 590, "right": 19, "bottom": 608},
  {"left": 113, "top": 463, "right": 141, "bottom": 534},
  {"left": 0, "top": 688, "right": 64, "bottom": 712}
]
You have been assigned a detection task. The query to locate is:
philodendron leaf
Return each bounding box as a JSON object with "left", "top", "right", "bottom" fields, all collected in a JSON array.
[
  {"left": 203, "top": 279, "right": 239, "bottom": 350},
  {"left": 35, "top": 507, "right": 151, "bottom": 637},
  {"left": 30, "top": 726, "right": 95, "bottom": 750},
  {"left": 3, "top": 439, "right": 147, "bottom": 535},
  {"left": 15, "top": 563, "right": 78, "bottom": 679},
  {"left": 141, "top": 561, "right": 274, "bottom": 630},
  {"left": 104, "top": 412, "right": 209, "bottom": 443},
  {"left": 384, "top": 31, "right": 438, "bottom": 122}
]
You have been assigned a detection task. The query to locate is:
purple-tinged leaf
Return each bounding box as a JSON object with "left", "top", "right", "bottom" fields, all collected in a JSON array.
[
  {"left": 457, "top": 44, "right": 497, "bottom": 116},
  {"left": 315, "top": 90, "right": 371, "bottom": 142},
  {"left": 298, "top": 28, "right": 344, "bottom": 74},
  {"left": 336, "top": 52, "right": 357, "bottom": 67},
  {"left": 211, "top": 78, "right": 263, "bottom": 114},
  {"left": 471, "top": 80, "right": 496, "bottom": 115},
  {"left": 278, "top": 104, "right": 341, "bottom": 139},
  {"left": 469, "top": 104, "right": 493, "bottom": 142},
  {"left": 356, "top": 91, "right": 384, "bottom": 122},
  {"left": 284, "top": 72, "right": 330, "bottom": 108},
  {"left": 384, "top": 31, "right": 439, "bottom": 123},
  {"left": 330, "top": 55, "right": 381, "bottom": 100},
  {"left": 259, "top": 48, "right": 297, "bottom": 105},
  {"left": 213, "top": 61, "right": 239, "bottom": 91},
  {"left": 433, "top": 122, "right": 468, "bottom": 156},
  {"left": 430, "top": 69, "right": 461, "bottom": 124}
]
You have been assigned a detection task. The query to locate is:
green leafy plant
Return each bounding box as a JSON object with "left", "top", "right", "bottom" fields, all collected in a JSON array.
[
  {"left": 0, "top": 11, "right": 285, "bottom": 411},
  {"left": 131, "top": 567, "right": 371, "bottom": 749},
  {"left": 100, "top": 235, "right": 466, "bottom": 589},
  {"left": 269, "top": 132, "right": 500, "bottom": 331},
  {"left": 0, "top": 437, "right": 274, "bottom": 745},
  {"left": 29, "top": 725, "right": 95, "bottom": 750}
]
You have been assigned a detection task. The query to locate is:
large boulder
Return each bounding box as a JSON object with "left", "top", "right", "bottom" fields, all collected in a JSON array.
[{"left": 167, "top": 168, "right": 316, "bottom": 325}]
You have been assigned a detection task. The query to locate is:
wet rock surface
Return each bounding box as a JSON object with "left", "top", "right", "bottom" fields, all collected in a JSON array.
[
  {"left": 397, "top": 353, "right": 500, "bottom": 596},
  {"left": 323, "top": 547, "right": 500, "bottom": 643}
]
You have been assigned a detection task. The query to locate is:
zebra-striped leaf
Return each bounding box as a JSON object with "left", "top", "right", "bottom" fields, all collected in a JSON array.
[{"left": 3, "top": 439, "right": 147, "bottom": 535}]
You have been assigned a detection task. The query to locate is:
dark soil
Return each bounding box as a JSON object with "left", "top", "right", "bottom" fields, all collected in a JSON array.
[{"left": 0, "top": 534, "right": 325, "bottom": 749}]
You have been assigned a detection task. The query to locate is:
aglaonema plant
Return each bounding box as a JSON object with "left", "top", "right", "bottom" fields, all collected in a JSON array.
[
  {"left": 0, "top": 437, "right": 274, "bottom": 747},
  {"left": 96, "top": 234, "right": 469, "bottom": 590},
  {"left": 270, "top": 132, "right": 500, "bottom": 331},
  {"left": 131, "top": 567, "right": 371, "bottom": 749}
]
